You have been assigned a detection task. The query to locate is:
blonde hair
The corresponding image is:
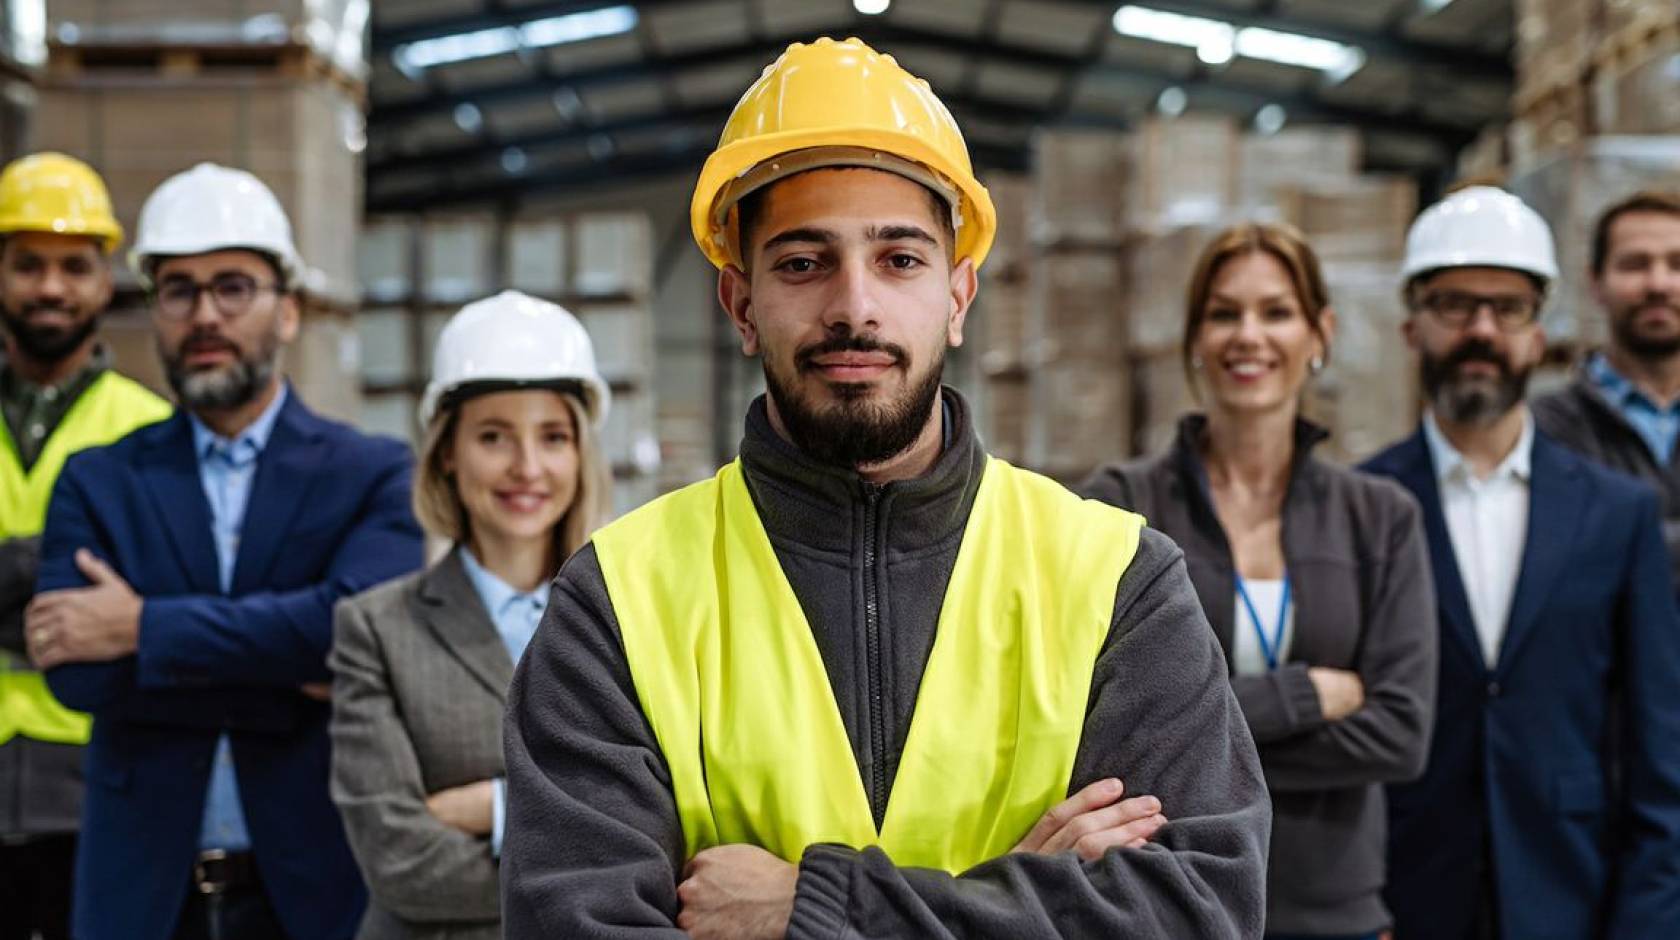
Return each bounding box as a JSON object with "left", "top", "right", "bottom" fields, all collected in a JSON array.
[{"left": 413, "top": 388, "right": 612, "bottom": 564}]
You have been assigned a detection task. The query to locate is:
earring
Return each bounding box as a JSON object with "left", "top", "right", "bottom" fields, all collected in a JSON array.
[
  {"left": 1191, "top": 354, "right": 1205, "bottom": 370},
  {"left": 1310, "top": 355, "right": 1324, "bottom": 374}
]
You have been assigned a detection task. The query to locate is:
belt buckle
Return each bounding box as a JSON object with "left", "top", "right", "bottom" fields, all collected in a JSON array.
[{"left": 194, "top": 849, "right": 230, "bottom": 895}]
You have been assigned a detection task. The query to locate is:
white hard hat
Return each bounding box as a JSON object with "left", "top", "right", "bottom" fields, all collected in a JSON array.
[
  {"left": 419, "top": 290, "right": 611, "bottom": 429},
  {"left": 1401, "top": 186, "right": 1559, "bottom": 284},
  {"left": 130, "top": 163, "right": 304, "bottom": 290}
]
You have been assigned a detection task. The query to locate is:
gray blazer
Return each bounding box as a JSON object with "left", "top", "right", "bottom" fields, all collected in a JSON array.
[{"left": 330, "top": 549, "right": 511, "bottom": 940}]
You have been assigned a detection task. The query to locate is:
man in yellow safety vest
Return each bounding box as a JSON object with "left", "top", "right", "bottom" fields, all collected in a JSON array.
[
  {"left": 502, "top": 38, "right": 1269, "bottom": 939},
  {"left": 0, "top": 152, "right": 170, "bottom": 940}
]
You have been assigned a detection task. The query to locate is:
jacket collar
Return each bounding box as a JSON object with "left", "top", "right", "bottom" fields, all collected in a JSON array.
[
  {"left": 736, "top": 387, "right": 986, "bottom": 556},
  {"left": 413, "top": 547, "right": 514, "bottom": 700}
]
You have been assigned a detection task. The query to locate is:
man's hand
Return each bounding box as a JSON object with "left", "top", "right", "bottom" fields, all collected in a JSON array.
[
  {"left": 1308, "top": 667, "right": 1365, "bottom": 721},
  {"left": 1013, "top": 778, "right": 1167, "bottom": 861},
  {"left": 426, "top": 780, "right": 496, "bottom": 836},
  {"left": 677, "top": 844, "right": 796, "bottom": 940},
  {"left": 24, "top": 549, "right": 142, "bottom": 669}
]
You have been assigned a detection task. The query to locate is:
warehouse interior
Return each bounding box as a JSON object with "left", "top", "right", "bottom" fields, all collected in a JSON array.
[{"left": 5, "top": 0, "right": 1678, "bottom": 509}]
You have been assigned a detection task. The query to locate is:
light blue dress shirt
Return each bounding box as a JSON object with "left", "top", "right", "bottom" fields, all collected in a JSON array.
[
  {"left": 188, "top": 386, "right": 288, "bottom": 853},
  {"left": 458, "top": 546, "right": 547, "bottom": 856},
  {"left": 1588, "top": 352, "right": 1680, "bottom": 465}
]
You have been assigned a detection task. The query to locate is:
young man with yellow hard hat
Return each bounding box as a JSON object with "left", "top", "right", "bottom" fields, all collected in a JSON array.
[
  {"left": 502, "top": 38, "right": 1269, "bottom": 938},
  {"left": 0, "top": 152, "right": 170, "bottom": 939}
]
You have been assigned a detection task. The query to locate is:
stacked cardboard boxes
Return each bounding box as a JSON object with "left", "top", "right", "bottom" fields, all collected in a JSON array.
[
  {"left": 354, "top": 211, "right": 662, "bottom": 517},
  {"left": 32, "top": 0, "right": 368, "bottom": 422}
]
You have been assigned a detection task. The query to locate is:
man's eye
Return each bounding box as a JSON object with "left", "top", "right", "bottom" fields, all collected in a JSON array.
[
  {"left": 777, "top": 258, "right": 819, "bottom": 274},
  {"left": 887, "top": 254, "right": 923, "bottom": 270}
]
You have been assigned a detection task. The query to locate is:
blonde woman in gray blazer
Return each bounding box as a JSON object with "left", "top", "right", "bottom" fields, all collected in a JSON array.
[{"left": 329, "top": 292, "right": 613, "bottom": 940}]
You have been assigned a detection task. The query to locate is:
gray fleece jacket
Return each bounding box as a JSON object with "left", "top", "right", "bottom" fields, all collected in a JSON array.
[
  {"left": 1083, "top": 415, "right": 1437, "bottom": 937},
  {"left": 500, "top": 389, "right": 1270, "bottom": 938}
]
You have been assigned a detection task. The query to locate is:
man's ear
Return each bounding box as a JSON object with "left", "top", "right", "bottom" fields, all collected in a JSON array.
[
  {"left": 945, "top": 257, "right": 978, "bottom": 348},
  {"left": 718, "top": 265, "right": 758, "bottom": 355}
]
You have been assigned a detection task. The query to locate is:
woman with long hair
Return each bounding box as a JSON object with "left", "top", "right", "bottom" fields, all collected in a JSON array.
[{"left": 1084, "top": 224, "right": 1437, "bottom": 939}]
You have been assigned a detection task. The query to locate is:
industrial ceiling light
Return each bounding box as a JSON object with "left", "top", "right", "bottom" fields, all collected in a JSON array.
[
  {"left": 1156, "top": 86, "right": 1188, "bottom": 117},
  {"left": 1254, "top": 103, "right": 1286, "bottom": 135},
  {"left": 854, "top": 0, "right": 891, "bottom": 14},
  {"left": 501, "top": 147, "right": 529, "bottom": 174},
  {"left": 394, "top": 5, "right": 638, "bottom": 76},
  {"left": 1113, "top": 5, "right": 1366, "bottom": 79},
  {"left": 454, "top": 103, "right": 484, "bottom": 133}
]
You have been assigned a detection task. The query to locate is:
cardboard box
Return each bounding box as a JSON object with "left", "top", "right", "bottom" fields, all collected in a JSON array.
[
  {"left": 980, "top": 172, "right": 1033, "bottom": 279},
  {"left": 1593, "top": 40, "right": 1680, "bottom": 135},
  {"left": 1031, "top": 251, "right": 1127, "bottom": 365},
  {"left": 33, "top": 78, "right": 364, "bottom": 306},
  {"left": 1274, "top": 176, "right": 1417, "bottom": 262},
  {"left": 1129, "top": 115, "right": 1238, "bottom": 233},
  {"left": 1507, "top": 136, "right": 1680, "bottom": 345},
  {"left": 1027, "top": 361, "right": 1130, "bottom": 481},
  {"left": 573, "top": 212, "right": 651, "bottom": 298},
  {"left": 1131, "top": 349, "right": 1195, "bottom": 458},
  {"left": 978, "top": 279, "right": 1031, "bottom": 375},
  {"left": 1513, "top": 0, "right": 1600, "bottom": 102},
  {"left": 1239, "top": 127, "right": 1363, "bottom": 215},
  {"left": 420, "top": 215, "right": 494, "bottom": 304},
  {"left": 1033, "top": 129, "right": 1129, "bottom": 247},
  {"left": 983, "top": 375, "right": 1030, "bottom": 466},
  {"left": 1126, "top": 226, "right": 1214, "bottom": 355}
]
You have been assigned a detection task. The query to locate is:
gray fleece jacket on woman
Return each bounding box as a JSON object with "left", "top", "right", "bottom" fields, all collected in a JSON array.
[
  {"left": 501, "top": 390, "right": 1270, "bottom": 939},
  {"left": 1083, "top": 415, "right": 1438, "bottom": 937}
]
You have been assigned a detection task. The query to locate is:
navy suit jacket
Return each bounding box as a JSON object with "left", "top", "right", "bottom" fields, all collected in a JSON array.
[
  {"left": 37, "top": 392, "right": 424, "bottom": 940},
  {"left": 1363, "top": 426, "right": 1680, "bottom": 940}
]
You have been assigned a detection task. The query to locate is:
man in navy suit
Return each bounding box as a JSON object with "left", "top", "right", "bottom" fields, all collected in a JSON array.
[
  {"left": 23, "top": 164, "right": 423, "bottom": 940},
  {"left": 1364, "top": 186, "right": 1680, "bottom": 939}
]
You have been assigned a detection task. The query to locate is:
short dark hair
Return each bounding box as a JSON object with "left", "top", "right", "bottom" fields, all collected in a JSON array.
[
  {"left": 1592, "top": 190, "right": 1680, "bottom": 275},
  {"left": 734, "top": 168, "right": 956, "bottom": 270}
]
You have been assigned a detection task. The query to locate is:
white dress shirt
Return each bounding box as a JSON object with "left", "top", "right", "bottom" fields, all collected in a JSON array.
[{"left": 1423, "top": 410, "right": 1533, "bottom": 668}]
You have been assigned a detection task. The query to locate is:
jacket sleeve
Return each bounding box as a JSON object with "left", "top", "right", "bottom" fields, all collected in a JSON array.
[
  {"left": 328, "top": 594, "right": 500, "bottom": 924},
  {"left": 1250, "top": 492, "right": 1439, "bottom": 791},
  {"left": 501, "top": 545, "right": 689, "bottom": 938},
  {"left": 45, "top": 446, "right": 423, "bottom": 712},
  {"left": 788, "top": 530, "right": 1271, "bottom": 939},
  {"left": 1229, "top": 665, "right": 1330, "bottom": 745},
  {"left": 0, "top": 536, "right": 39, "bottom": 656},
  {"left": 1608, "top": 490, "right": 1680, "bottom": 938}
]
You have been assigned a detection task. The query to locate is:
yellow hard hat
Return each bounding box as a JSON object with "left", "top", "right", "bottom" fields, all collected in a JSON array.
[
  {"left": 690, "top": 37, "right": 996, "bottom": 271},
  {"left": 0, "top": 152, "right": 123, "bottom": 254}
]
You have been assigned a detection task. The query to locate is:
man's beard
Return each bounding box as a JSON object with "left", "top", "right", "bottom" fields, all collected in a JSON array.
[
  {"left": 0, "top": 302, "right": 98, "bottom": 364},
  {"left": 160, "top": 327, "right": 281, "bottom": 411},
  {"left": 764, "top": 333, "right": 943, "bottom": 468},
  {"left": 1611, "top": 298, "right": 1680, "bottom": 360},
  {"left": 1419, "top": 337, "right": 1531, "bottom": 427}
]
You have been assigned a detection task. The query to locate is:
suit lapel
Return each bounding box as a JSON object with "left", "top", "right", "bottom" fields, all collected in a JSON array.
[
  {"left": 415, "top": 550, "right": 515, "bottom": 701},
  {"left": 231, "top": 394, "right": 329, "bottom": 594},
  {"left": 138, "top": 415, "right": 221, "bottom": 595},
  {"left": 1496, "top": 435, "right": 1583, "bottom": 676},
  {"left": 1393, "top": 429, "right": 1487, "bottom": 671}
]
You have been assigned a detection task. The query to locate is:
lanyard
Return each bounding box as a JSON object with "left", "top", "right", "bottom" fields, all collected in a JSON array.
[{"left": 1236, "top": 574, "right": 1292, "bottom": 671}]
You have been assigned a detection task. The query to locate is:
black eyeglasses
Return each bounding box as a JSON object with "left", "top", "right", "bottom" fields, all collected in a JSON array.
[
  {"left": 1419, "top": 290, "right": 1541, "bottom": 331},
  {"left": 153, "top": 273, "right": 282, "bottom": 321}
]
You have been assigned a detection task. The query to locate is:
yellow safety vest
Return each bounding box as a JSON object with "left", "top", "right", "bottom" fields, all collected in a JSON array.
[
  {"left": 0, "top": 370, "right": 171, "bottom": 745},
  {"left": 594, "top": 457, "right": 1142, "bottom": 873}
]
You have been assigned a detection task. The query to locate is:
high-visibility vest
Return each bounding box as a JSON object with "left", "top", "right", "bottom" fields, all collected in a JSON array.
[
  {"left": 0, "top": 369, "right": 171, "bottom": 745},
  {"left": 593, "top": 456, "right": 1142, "bottom": 873}
]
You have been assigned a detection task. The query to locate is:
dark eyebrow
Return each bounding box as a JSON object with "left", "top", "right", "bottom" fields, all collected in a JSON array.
[
  {"left": 870, "top": 224, "right": 938, "bottom": 246},
  {"left": 761, "top": 227, "right": 838, "bottom": 251}
]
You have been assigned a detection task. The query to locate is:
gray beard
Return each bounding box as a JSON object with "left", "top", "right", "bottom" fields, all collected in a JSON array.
[{"left": 162, "top": 330, "right": 281, "bottom": 412}]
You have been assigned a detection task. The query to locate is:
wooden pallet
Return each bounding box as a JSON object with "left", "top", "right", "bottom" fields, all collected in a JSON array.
[
  {"left": 1593, "top": 11, "right": 1680, "bottom": 74},
  {"left": 46, "top": 41, "right": 364, "bottom": 101}
]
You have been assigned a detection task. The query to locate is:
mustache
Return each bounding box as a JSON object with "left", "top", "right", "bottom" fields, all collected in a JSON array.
[
  {"left": 20, "top": 299, "right": 73, "bottom": 316},
  {"left": 1441, "top": 338, "right": 1506, "bottom": 373},
  {"left": 794, "top": 334, "right": 909, "bottom": 372},
  {"left": 177, "top": 331, "right": 241, "bottom": 356}
]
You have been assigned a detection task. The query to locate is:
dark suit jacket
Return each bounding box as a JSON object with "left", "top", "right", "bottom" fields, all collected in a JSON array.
[
  {"left": 330, "top": 549, "right": 511, "bottom": 940},
  {"left": 1363, "top": 426, "right": 1680, "bottom": 940},
  {"left": 37, "top": 393, "right": 424, "bottom": 940}
]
